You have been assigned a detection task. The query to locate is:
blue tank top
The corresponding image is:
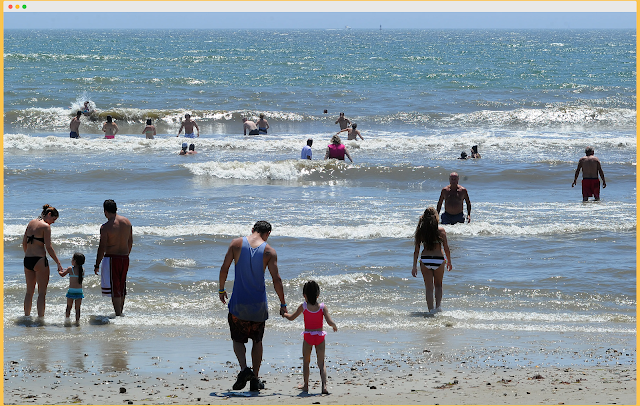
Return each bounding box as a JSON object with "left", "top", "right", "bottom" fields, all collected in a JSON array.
[{"left": 228, "top": 237, "right": 269, "bottom": 322}]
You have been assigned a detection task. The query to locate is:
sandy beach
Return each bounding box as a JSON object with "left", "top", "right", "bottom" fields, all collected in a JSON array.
[
  {"left": 4, "top": 357, "right": 635, "bottom": 405},
  {"left": 3, "top": 328, "right": 636, "bottom": 405}
]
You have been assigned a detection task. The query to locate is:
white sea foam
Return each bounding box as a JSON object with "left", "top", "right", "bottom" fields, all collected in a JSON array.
[{"left": 3, "top": 217, "right": 635, "bottom": 242}]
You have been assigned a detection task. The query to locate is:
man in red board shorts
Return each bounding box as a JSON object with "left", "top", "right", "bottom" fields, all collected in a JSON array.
[
  {"left": 94, "top": 199, "right": 133, "bottom": 316},
  {"left": 572, "top": 146, "right": 607, "bottom": 201}
]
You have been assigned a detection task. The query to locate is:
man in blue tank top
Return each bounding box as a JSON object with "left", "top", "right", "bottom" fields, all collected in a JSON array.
[{"left": 218, "top": 221, "right": 288, "bottom": 392}]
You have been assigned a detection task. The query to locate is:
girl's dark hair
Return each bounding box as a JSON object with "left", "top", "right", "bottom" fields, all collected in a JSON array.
[
  {"left": 303, "top": 280, "right": 320, "bottom": 306},
  {"left": 414, "top": 207, "right": 441, "bottom": 251},
  {"left": 351, "top": 123, "right": 357, "bottom": 129},
  {"left": 146, "top": 119, "right": 152, "bottom": 125},
  {"left": 73, "top": 252, "right": 85, "bottom": 284},
  {"left": 106, "top": 115, "right": 113, "bottom": 123},
  {"left": 40, "top": 204, "right": 59, "bottom": 219}
]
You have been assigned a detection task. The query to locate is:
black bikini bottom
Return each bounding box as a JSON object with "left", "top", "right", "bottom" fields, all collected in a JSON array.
[{"left": 24, "top": 256, "right": 48, "bottom": 271}]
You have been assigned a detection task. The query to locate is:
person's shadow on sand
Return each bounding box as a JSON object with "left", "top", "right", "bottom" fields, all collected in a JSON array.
[
  {"left": 297, "top": 391, "right": 325, "bottom": 397},
  {"left": 210, "top": 391, "right": 290, "bottom": 398}
]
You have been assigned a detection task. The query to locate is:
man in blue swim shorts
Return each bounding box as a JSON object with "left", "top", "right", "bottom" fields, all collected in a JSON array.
[
  {"left": 69, "top": 111, "right": 82, "bottom": 138},
  {"left": 437, "top": 172, "right": 471, "bottom": 224},
  {"left": 177, "top": 113, "right": 200, "bottom": 138}
]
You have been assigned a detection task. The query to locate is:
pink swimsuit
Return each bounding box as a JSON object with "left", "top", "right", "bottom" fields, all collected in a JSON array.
[{"left": 302, "top": 302, "right": 326, "bottom": 346}]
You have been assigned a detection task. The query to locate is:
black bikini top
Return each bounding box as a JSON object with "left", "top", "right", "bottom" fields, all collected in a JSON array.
[{"left": 26, "top": 235, "right": 45, "bottom": 244}]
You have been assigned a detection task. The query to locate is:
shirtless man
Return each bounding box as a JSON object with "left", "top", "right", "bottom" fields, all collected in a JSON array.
[
  {"left": 243, "top": 118, "right": 259, "bottom": 135},
  {"left": 338, "top": 122, "right": 364, "bottom": 140},
  {"left": 335, "top": 112, "right": 351, "bottom": 130},
  {"left": 102, "top": 116, "right": 119, "bottom": 139},
  {"left": 177, "top": 113, "right": 200, "bottom": 138},
  {"left": 94, "top": 200, "right": 133, "bottom": 316},
  {"left": 436, "top": 172, "right": 471, "bottom": 224},
  {"left": 70, "top": 111, "right": 82, "bottom": 138},
  {"left": 572, "top": 146, "right": 607, "bottom": 201}
]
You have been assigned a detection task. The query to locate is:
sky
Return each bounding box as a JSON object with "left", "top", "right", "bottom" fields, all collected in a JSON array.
[{"left": 1, "top": 1, "right": 637, "bottom": 29}]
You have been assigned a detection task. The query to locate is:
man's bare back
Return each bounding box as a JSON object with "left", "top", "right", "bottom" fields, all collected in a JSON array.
[
  {"left": 70, "top": 117, "right": 81, "bottom": 133},
  {"left": 101, "top": 214, "right": 133, "bottom": 256},
  {"left": 575, "top": 156, "right": 605, "bottom": 181},
  {"left": 572, "top": 147, "right": 606, "bottom": 201}
]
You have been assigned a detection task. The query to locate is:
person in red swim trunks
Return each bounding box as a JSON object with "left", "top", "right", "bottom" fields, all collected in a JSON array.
[
  {"left": 572, "top": 146, "right": 607, "bottom": 201},
  {"left": 94, "top": 199, "right": 133, "bottom": 316},
  {"left": 283, "top": 280, "right": 338, "bottom": 394}
]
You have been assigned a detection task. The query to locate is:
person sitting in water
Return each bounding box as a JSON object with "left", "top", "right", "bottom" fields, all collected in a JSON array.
[
  {"left": 337, "top": 122, "right": 364, "bottom": 141},
  {"left": 82, "top": 101, "right": 93, "bottom": 115},
  {"left": 458, "top": 151, "right": 468, "bottom": 159},
  {"left": 256, "top": 113, "right": 270, "bottom": 134},
  {"left": 179, "top": 142, "right": 188, "bottom": 155},
  {"left": 187, "top": 144, "right": 197, "bottom": 155},
  {"left": 243, "top": 118, "right": 260, "bottom": 135},
  {"left": 470, "top": 145, "right": 481, "bottom": 159}
]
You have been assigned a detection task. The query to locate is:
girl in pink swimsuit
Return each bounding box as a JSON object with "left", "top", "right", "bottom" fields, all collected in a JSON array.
[{"left": 283, "top": 280, "right": 338, "bottom": 394}]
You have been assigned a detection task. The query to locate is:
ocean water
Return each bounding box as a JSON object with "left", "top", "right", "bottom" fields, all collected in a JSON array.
[{"left": 3, "top": 29, "right": 636, "bottom": 369}]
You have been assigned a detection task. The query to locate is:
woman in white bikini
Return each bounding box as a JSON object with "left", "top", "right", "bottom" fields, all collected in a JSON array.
[{"left": 412, "top": 207, "right": 452, "bottom": 314}]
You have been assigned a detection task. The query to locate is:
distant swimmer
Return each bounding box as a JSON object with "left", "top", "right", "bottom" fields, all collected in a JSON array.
[
  {"left": 256, "top": 113, "right": 270, "bottom": 134},
  {"left": 470, "top": 145, "right": 481, "bottom": 158},
  {"left": 324, "top": 134, "right": 353, "bottom": 163},
  {"left": 301, "top": 138, "right": 313, "bottom": 160},
  {"left": 82, "top": 101, "right": 94, "bottom": 116},
  {"left": 102, "top": 116, "right": 119, "bottom": 139},
  {"left": 177, "top": 113, "right": 200, "bottom": 138},
  {"left": 243, "top": 118, "right": 259, "bottom": 135},
  {"left": 179, "top": 142, "right": 188, "bottom": 155},
  {"left": 335, "top": 112, "right": 351, "bottom": 130},
  {"left": 187, "top": 143, "right": 197, "bottom": 155},
  {"left": 572, "top": 146, "right": 606, "bottom": 201},
  {"left": 437, "top": 172, "right": 471, "bottom": 224},
  {"left": 458, "top": 151, "right": 468, "bottom": 160},
  {"left": 337, "top": 122, "right": 363, "bottom": 141},
  {"left": 142, "top": 119, "right": 156, "bottom": 139},
  {"left": 70, "top": 111, "right": 82, "bottom": 138}
]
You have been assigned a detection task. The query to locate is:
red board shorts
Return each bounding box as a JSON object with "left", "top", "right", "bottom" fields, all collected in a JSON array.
[
  {"left": 582, "top": 178, "right": 600, "bottom": 199},
  {"left": 228, "top": 313, "right": 265, "bottom": 343},
  {"left": 104, "top": 254, "right": 129, "bottom": 298}
]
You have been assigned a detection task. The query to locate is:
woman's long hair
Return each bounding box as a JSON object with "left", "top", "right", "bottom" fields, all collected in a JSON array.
[{"left": 414, "top": 207, "right": 441, "bottom": 251}]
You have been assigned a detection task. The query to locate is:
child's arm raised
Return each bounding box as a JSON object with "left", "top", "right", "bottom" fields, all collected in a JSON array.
[
  {"left": 323, "top": 305, "right": 338, "bottom": 332},
  {"left": 283, "top": 304, "right": 304, "bottom": 321},
  {"left": 58, "top": 266, "right": 71, "bottom": 277}
]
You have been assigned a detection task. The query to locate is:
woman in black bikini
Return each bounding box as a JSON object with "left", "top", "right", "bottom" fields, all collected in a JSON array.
[
  {"left": 412, "top": 207, "right": 452, "bottom": 314},
  {"left": 22, "top": 204, "right": 64, "bottom": 317}
]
